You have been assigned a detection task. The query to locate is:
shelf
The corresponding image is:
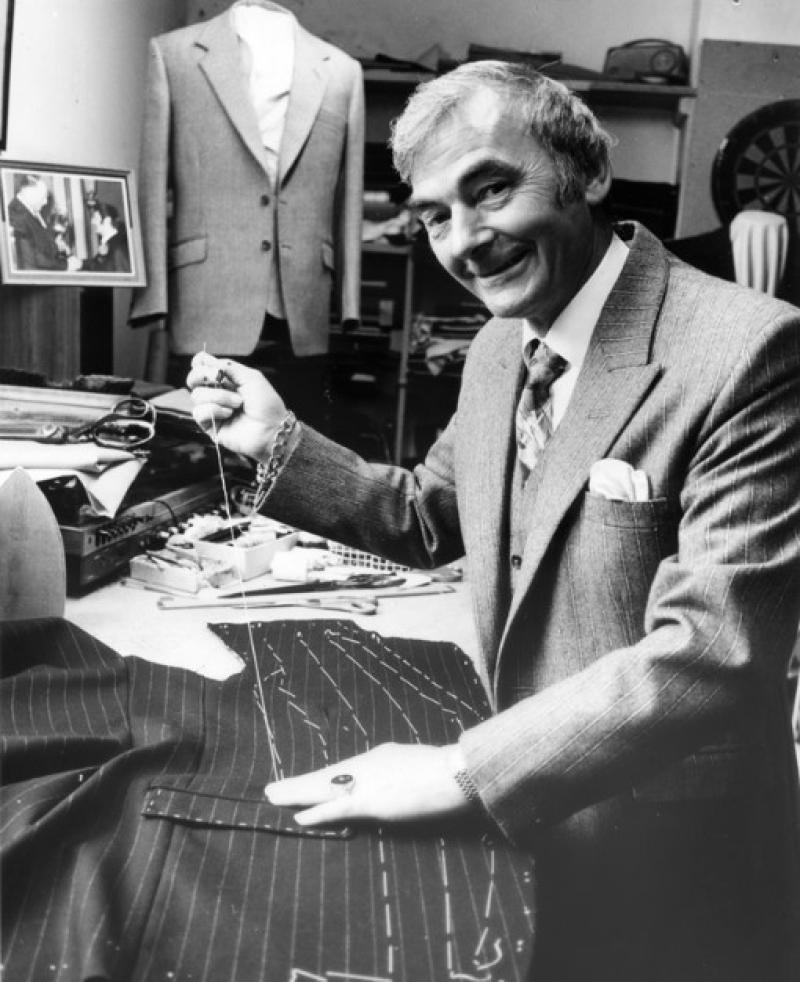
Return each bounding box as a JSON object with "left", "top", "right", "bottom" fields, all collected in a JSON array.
[
  {"left": 362, "top": 240, "right": 413, "bottom": 256},
  {"left": 363, "top": 67, "right": 696, "bottom": 112},
  {"left": 566, "top": 79, "right": 696, "bottom": 111},
  {"left": 363, "top": 69, "right": 433, "bottom": 86}
]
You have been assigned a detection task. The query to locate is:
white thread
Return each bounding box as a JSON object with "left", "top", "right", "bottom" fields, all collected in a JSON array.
[{"left": 205, "top": 348, "right": 283, "bottom": 781}]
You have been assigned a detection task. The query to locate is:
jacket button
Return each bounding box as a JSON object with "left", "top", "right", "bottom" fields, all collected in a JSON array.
[
  {"left": 510, "top": 554, "right": 522, "bottom": 569},
  {"left": 260, "top": 194, "right": 270, "bottom": 206},
  {"left": 261, "top": 240, "right": 272, "bottom": 252}
]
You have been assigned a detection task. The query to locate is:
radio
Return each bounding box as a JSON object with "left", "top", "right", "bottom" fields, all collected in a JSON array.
[{"left": 603, "top": 39, "right": 689, "bottom": 85}]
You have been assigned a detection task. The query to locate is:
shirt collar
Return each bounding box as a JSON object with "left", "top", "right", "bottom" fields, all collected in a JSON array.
[
  {"left": 522, "top": 231, "right": 629, "bottom": 372},
  {"left": 231, "top": 2, "right": 296, "bottom": 37}
]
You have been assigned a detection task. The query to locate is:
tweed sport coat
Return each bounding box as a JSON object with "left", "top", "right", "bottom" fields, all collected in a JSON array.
[
  {"left": 266, "top": 222, "right": 800, "bottom": 979},
  {"left": 129, "top": 3, "right": 363, "bottom": 357}
]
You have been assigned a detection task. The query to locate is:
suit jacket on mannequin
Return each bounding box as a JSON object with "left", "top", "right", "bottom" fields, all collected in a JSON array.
[
  {"left": 262, "top": 223, "right": 800, "bottom": 981},
  {"left": 129, "top": 1, "right": 363, "bottom": 357}
]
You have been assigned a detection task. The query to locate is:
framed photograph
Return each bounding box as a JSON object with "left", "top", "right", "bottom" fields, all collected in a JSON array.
[
  {"left": 0, "top": 160, "right": 146, "bottom": 287},
  {"left": 0, "top": 0, "right": 12, "bottom": 150}
]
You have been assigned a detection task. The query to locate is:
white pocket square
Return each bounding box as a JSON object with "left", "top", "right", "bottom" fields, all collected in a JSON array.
[{"left": 589, "top": 458, "right": 650, "bottom": 502}]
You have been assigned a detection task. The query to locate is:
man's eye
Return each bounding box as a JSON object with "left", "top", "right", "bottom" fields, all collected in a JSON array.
[
  {"left": 419, "top": 211, "right": 449, "bottom": 237},
  {"left": 478, "top": 181, "right": 508, "bottom": 202}
]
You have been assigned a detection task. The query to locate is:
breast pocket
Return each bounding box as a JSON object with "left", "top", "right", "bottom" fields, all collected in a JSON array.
[{"left": 570, "top": 493, "right": 680, "bottom": 644}]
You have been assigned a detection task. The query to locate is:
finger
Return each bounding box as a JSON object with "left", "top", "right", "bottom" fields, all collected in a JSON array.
[
  {"left": 265, "top": 766, "right": 356, "bottom": 806},
  {"left": 293, "top": 798, "right": 356, "bottom": 827},
  {"left": 264, "top": 776, "right": 329, "bottom": 807},
  {"left": 189, "top": 386, "right": 243, "bottom": 411},
  {"left": 186, "top": 361, "right": 235, "bottom": 392},
  {"left": 192, "top": 403, "right": 235, "bottom": 433},
  {"left": 188, "top": 350, "right": 222, "bottom": 381}
]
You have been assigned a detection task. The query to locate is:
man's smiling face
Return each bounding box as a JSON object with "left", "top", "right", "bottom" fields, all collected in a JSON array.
[{"left": 408, "top": 91, "right": 610, "bottom": 332}]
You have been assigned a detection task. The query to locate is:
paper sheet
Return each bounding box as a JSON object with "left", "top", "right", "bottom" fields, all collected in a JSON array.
[{"left": 0, "top": 441, "right": 145, "bottom": 517}]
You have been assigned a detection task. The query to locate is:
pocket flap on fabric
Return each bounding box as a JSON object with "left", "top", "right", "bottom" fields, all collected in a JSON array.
[
  {"left": 168, "top": 237, "right": 208, "bottom": 270},
  {"left": 321, "top": 240, "right": 335, "bottom": 271},
  {"left": 142, "top": 784, "right": 353, "bottom": 839}
]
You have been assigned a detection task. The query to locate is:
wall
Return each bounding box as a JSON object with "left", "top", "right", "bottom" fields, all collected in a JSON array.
[
  {"left": 676, "top": 0, "right": 800, "bottom": 235},
  {"left": 1, "top": 0, "right": 186, "bottom": 379},
  {"left": 695, "top": 0, "right": 800, "bottom": 49}
]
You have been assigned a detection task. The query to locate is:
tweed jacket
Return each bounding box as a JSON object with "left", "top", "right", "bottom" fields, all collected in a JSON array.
[
  {"left": 266, "top": 222, "right": 800, "bottom": 978},
  {"left": 129, "top": 2, "right": 363, "bottom": 357}
]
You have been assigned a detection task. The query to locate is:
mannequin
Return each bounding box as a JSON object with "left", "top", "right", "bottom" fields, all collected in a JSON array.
[{"left": 130, "top": 1, "right": 364, "bottom": 428}]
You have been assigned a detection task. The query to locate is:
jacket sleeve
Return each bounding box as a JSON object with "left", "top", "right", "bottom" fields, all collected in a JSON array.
[
  {"left": 129, "top": 38, "right": 171, "bottom": 325},
  {"left": 459, "top": 307, "right": 800, "bottom": 844},
  {"left": 334, "top": 58, "right": 364, "bottom": 325},
  {"left": 264, "top": 416, "right": 464, "bottom": 571}
]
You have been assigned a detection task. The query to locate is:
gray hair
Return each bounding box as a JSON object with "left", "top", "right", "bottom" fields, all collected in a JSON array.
[{"left": 390, "top": 60, "right": 614, "bottom": 206}]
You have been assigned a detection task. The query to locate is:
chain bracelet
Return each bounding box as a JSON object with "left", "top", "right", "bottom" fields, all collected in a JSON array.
[
  {"left": 453, "top": 768, "right": 483, "bottom": 809},
  {"left": 250, "top": 411, "right": 298, "bottom": 512}
]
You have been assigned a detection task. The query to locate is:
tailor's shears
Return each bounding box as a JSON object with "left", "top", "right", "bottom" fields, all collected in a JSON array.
[
  {"left": 156, "top": 595, "right": 379, "bottom": 614},
  {"left": 216, "top": 572, "right": 404, "bottom": 598},
  {"left": 0, "top": 397, "right": 156, "bottom": 450}
]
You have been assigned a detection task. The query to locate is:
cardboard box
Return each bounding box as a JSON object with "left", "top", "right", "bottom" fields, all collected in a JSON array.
[{"left": 195, "top": 526, "right": 298, "bottom": 581}]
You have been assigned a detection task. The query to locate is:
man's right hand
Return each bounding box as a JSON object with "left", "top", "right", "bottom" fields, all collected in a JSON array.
[{"left": 187, "top": 353, "right": 289, "bottom": 462}]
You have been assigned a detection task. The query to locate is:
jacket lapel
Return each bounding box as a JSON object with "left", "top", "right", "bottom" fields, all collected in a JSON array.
[
  {"left": 195, "top": 12, "right": 272, "bottom": 176},
  {"left": 278, "top": 25, "right": 328, "bottom": 184},
  {"left": 496, "top": 225, "right": 668, "bottom": 679},
  {"left": 463, "top": 320, "right": 525, "bottom": 673}
]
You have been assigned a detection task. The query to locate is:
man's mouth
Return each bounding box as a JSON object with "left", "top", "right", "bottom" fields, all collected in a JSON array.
[{"left": 473, "top": 249, "right": 529, "bottom": 281}]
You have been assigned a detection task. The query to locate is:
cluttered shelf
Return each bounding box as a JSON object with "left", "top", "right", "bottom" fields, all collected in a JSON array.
[{"left": 364, "top": 67, "right": 696, "bottom": 111}]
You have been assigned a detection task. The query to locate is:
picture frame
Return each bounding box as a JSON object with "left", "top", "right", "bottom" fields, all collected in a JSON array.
[
  {"left": 0, "top": 0, "right": 12, "bottom": 151},
  {"left": 0, "top": 160, "right": 146, "bottom": 287}
]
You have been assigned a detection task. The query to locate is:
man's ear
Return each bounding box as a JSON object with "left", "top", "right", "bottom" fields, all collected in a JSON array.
[{"left": 585, "top": 162, "right": 612, "bottom": 207}]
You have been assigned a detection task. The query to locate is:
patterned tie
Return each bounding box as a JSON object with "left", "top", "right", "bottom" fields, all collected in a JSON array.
[{"left": 515, "top": 340, "right": 569, "bottom": 471}]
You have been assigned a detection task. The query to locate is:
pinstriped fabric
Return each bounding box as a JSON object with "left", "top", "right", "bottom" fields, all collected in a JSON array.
[{"left": 1, "top": 617, "right": 535, "bottom": 981}]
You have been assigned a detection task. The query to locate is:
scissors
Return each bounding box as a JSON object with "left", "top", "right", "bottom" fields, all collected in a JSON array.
[
  {"left": 216, "top": 572, "right": 404, "bottom": 598},
  {"left": 0, "top": 397, "right": 157, "bottom": 450},
  {"left": 156, "top": 595, "right": 379, "bottom": 614}
]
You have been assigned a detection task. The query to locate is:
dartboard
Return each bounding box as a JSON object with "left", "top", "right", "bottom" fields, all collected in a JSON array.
[{"left": 712, "top": 99, "right": 800, "bottom": 229}]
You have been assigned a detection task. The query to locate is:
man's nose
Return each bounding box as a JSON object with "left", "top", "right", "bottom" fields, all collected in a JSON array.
[{"left": 449, "top": 207, "right": 492, "bottom": 261}]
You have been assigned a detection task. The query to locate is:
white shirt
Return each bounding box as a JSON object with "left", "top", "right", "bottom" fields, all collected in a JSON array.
[
  {"left": 231, "top": 2, "right": 296, "bottom": 187},
  {"left": 522, "top": 232, "right": 629, "bottom": 429}
]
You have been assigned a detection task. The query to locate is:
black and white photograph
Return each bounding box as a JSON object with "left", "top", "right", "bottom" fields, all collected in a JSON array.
[
  {"left": 0, "top": 161, "right": 144, "bottom": 286},
  {"left": 1, "top": 3, "right": 799, "bottom": 981}
]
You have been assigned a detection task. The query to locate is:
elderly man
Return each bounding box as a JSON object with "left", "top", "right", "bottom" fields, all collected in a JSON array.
[{"left": 189, "top": 62, "right": 800, "bottom": 981}]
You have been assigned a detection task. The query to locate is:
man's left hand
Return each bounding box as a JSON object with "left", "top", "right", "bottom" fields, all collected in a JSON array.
[{"left": 264, "top": 742, "right": 473, "bottom": 826}]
